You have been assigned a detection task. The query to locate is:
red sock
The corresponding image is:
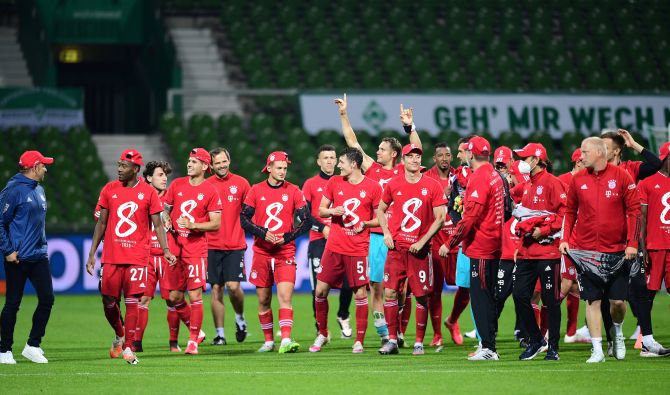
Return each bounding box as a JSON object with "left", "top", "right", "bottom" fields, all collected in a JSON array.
[
  {"left": 279, "top": 308, "right": 293, "bottom": 340},
  {"left": 355, "top": 297, "right": 368, "bottom": 344},
  {"left": 314, "top": 296, "right": 329, "bottom": 337},
  {"left": 136, "top": 304, "right": 149, "bottom": 342},
  {"left": 124, "top": 297, "right": 139, "bottom": 349},
  {"left": 415, "top": 302, "right": 428, "bottom": 343},
  {"left": 400, "top": 294, "right": 412, "bottom": 335},
  {"left": 188, "top": 298, "right": 203, "bottom": 342},
  {"left": 532, "top": 303, "right": 541, "bottom": 326},
  {"left": 429, "top": 290, "right": 443, "bottom": 337},
  {"left": 174, "top": 300, "right": 191, "bottom": 327},
  {"left": 167, "top": 306, "right": 179, "bottom": 341},
  {"left": 566, "top": 292, "right": 580, "bottom": 336},
  {"left": 103, "top": 300, "right": 125, "bottom": 337},
  {"left": 384, "top": 299, "right": 399, "bottom": 341},
  {"left": 258, "top": 310, "right": 274, "bottom": 342},
  {"left": 448, "top": 287, "right": 470, "bottom": 323},
  {"left": 540, "top": 305, "right": 549, "bottom": 337}
]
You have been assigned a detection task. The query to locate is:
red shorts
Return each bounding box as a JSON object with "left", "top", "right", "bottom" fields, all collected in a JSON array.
[
  {"left": 317, "top": 248, "right": 369, "bottom": 289},
  {"left": 561, "top": 254, "right": 578, "bottom": 281},
  {"left": 383, "top": 247, "right": 433, "bottom": 298},
  {"left": 181, "top": 256, "right": 208, "bottom": 291},
  {"left": 159, "top": 256, "right": 187, "bottom": 297},
  {"left": 432, "top": 250, "right": 457, "bottom": 286},
  {"left": 146, "top": 255, "right": 165, "bottom": 298},
  {"left": 647, "top": 250, "right": 670, "bottom": 291},
  {"left": 249, "top": 253, "right": 296, "bottom": 288},
  {"left": 101, "top": 264, "right": 147, "bottom": 298}
]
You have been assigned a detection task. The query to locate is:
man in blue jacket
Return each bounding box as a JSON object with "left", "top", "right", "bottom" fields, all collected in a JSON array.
[{"left": 0, "top": 150, "right": 55, "bottom": 364}]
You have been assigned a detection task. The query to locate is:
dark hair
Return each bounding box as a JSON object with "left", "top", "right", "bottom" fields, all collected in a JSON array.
[
  {"left": 600, "top": 131, "right": 625, "bottom": 151},
  {"left": 210, "top": 147, "right": 231, "bottom": 162},
  {"left": 541, "top": 159, "right": 553, "bottom": 174},
  {"left": 340, "top": 147, "right": 364, "bottom": 169},
  {"left": 434, "top": 142, "right": 451, "bottom": 153},
  {"left": 381, "top": 137, "right": 402, "bottom": 163},
  {"left": 457, "top": 134, "right": 476, "bottom": 145},
  {"left": 143, "top": 161, "right": 172, "bottom": 180},
  {"left": 316, "top": 144, "right": 337, "bottom": 158}
]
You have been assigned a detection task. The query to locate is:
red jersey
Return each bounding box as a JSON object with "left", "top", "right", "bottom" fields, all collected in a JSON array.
[
  {"left": 164, "top": 177, "right": 222, "bottom": 257},
  {"left": 424, "top": 166, "right": 457, "bottom": 251},
  {"left": 149, "top": 192, "right": 168, "bottom": 256},
  {"left": 456, "top": 162, "right": 504, "bottom": 259},
  {"left": 302, "top": 173, "right": 332, "bottom": 241},
  {"left": 97, "top": 180, "right": 163, "bottom": 266},
  {"left": 244, "top": 180, "right": 306, "bottom": 257},
  {"left": 562, "top": 163, "right": 641, "bottom": 252},
  {"left": 501, "top": 218, "right": 520, "bottom": 260},
  {"left": 638, "top": 172, "right": 670, "bottom": 250},
  {"left": 381, "top": 174, "right": 447, "bottom": 249},
  {"left": 206, "top": 172, "right": 250, "bottom": 250},
  {"left": 323, "top": 175, "right": 382, "bottom": 255},
  {"left": 365, "top": 161, "right": 404, "bottom": 234},
  {"left": 619, "top": 160, "right": 642, "bottom": 182},
  {"left": 557, "top": 171, "right": 573, "bottom": 187}
]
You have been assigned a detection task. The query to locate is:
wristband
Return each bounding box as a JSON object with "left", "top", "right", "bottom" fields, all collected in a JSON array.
[{"left": 403, "top": 123, "right": 416, "bottom": 134}]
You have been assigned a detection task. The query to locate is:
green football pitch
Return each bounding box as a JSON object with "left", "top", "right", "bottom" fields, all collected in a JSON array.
[{"left": 1, "top": 292, "right": 669, "bottom": 394}]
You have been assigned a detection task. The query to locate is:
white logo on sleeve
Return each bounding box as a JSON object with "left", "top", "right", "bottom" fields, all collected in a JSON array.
[
  {"left": 115, "top": 201, "right": 139, "bottom": 237},
  {"left": 264, "top": 202, "right": 284, "bottom": 231},
  {"left": 580, "top": 184, "right": 588, "bottom": 190},
  {"left": 342, "top": 198, "right": 361, "bottom": 227},
  {"left": 470, "top": 190, "right": 479, "bottom": 198},
  {"left": 400, "top": 198, "right": 423, "bottom": 232},
  {"left": 178, "top": 200, "right": 198, "bottom": 227}
]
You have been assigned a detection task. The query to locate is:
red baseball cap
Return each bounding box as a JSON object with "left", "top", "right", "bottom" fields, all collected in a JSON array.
[
  {"left": 494, "top": 146, "right": 513, "bottom": 164},
  {"left": 262, "top": 151, "right": 291, "bottom": 173},
  {"left": 190, "top": 147, "right": 211, "bottom": 166},
  {"left": 660, "top": 141, "right": 670, "bottom": 161},
  {"left": 402, "top": 143, "right": 423, "bottom": 156},
  {"left": 509, "top": 160, "right": 531, "bottom": 183},
  {"left": 514, "top": 143, "right": 548, "bottom": 161},
  {"left": 571, "top": 148, "right": 582, "bottom": 162},
  {"left": 466, "top": 136, "right": 491, "bottom": 156},
  {"left": 119, "top": 148, "right": 143, "bottom": 166},
  {"left": 19, "top": 150, "right": 54, "bottom": 168}
]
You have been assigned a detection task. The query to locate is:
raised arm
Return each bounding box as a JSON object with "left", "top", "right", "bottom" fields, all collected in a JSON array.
[
  {"left": 335, "top": 94, "right": 375, "bottom": 171},
  {"left": 400, "top": 103, "right": 422, "bottom": 150}
]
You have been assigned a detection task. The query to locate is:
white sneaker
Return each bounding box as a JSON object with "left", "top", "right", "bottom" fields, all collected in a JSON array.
[
  {"left": 464, "top": 329, "right": 478, "bottom": 339},
  {"left": 308, "top": 334, "right": 329, "bottom": 352},
  {"left": 0, "top": 351, "right": 16, "bottom": 364},
  {"left": 337, "top": 317, "right": 353, "bottom": 339},
  {"left": 22, "top": 345, "right": 48, "bottom": 364},
  {"left": 612, "top": 332, "right": 626, "bottom": 360},
  {"left": 640, "top": 340, "right": 670, "bottom": 357},
  {"left": 576, "top": 325, "right": 591, "bottom": 341},
  {"left": 468, "top": 347, "right": 499, "bottom": 361},
  {"left": 629, "top": 325, "right": 640, "bottom": 340},
  {"left": 586, "top": 349, "right": 606, "bottom": 363},
  {"left": 122, "top": 347, "right": 139, "bottom": 364},
  {"left": 564, "top": 334, "right": 577, "bottom": 343},
  {"left": 352, "top": 341, "right": 364, "bottom": 354}
]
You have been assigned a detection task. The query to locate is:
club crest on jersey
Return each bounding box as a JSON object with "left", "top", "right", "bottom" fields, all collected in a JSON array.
[
  {"left": 197, "top": 193, "right": 204, "bottom": 200},
  {"left": 536, "top": 186, "right": 543, "bottom": 195},
  {"left": 282, "top": 194, "right": 289, "bottom": 202},
  {"left": 251, "top": 271, "right": 257, "bottom": 279},
  {"left": 608, "top": 179, "right": 616, "bottom": 189},
  {"left": 137, "top": 192, "right": 144, "bottom": 200},
  {"left": 421, "top": 188, "right": 428, "bottom": 196},
  {"left": 360, "top": 190, "right": 366, "bottom": 198},
  {"left": 230, "top": 185, "right": 238, "bottom": 194}
]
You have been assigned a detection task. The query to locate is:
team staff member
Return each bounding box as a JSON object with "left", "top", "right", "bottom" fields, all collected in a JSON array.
[
  {"left": 447, "top": 136, "right": 504, "bottom": 361},
  {"left": 0, "top": 151, "right": 55, "bottom": 364},
  {"left": 207, "top": 147, "right": 250, "bottom": 345}
]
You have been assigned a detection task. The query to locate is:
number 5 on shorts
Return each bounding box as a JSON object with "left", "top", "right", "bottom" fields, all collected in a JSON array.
[{"left": 356, "top": 261, "right": 365, "bottom": 274}]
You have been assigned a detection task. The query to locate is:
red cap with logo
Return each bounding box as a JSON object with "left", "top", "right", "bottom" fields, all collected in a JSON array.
[
  {"left": 19, "top": 150, "right": 54, "bottom": 168},
  {"left": 262, "top": 151, "right": 291, "bottom": 173},
  {"left": 401, "top": 143, "right": 423, "bottom": 156},
  {"left": 514, "top": 143, "right": 548, "bottom": 161},
  {"left": 494, "top": 146, "right": 513, "bottom": 164},
  {"left": 119, "top": 148, "right": 143, "bottom": 166},
  {"left": 466, "top": 136, "right": 491, "bottom": 156},
  {"left": 571, "top": 148, "right": 582, "bottom": 162},
  {"left": 509, "top": 160, "right": 531, "bottom": 183},
  {"left": 660, "top": 141, "right": 670, "bottom": 161},
  {"left": 190, "top": 147, "right": 211, "bottom": 166}
]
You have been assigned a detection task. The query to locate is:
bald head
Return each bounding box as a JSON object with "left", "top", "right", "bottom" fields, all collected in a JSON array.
[{"left": 581, "top": 137, "right": 608, "bottom": 170}]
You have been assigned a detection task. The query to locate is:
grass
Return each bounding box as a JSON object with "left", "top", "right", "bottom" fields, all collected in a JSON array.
[{"left": 1, "top": 292, "right": 669, "bottom": 394}]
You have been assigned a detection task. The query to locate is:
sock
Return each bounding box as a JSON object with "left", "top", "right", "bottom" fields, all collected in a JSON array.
[
  {"left": 188, "top": 298, "right": 203, "bottom": 342},
  {"left": 429, "top": 290, "right": 443, "bottom": 337},
  {"left": 103, "top": 300, "right": 125, "bottom": 338},
  {"left": 532, "top": 303, "right": 541, "bottom": 326},
  {"left": 592, "top": 337, "right": 603, "bottom": 353},
  {"left": 216, "top": 327, "right": 225, "bottom": 338},
  {"left": 415, "top": 302, "right": 428, "bottom": 343},
  {"left": 123, "top": 297, "right": 139, "bottom": 349},
  {"left": 136, "top": 304, "right": 149, "bottom": 342},
  {"left": 167, "top": 306, "right": 179, "bottom": 341},
  {"left": 258, "top": 310, "right": 274, "bottom": 342},
  {"left": 449, "top": 287, "right": 470, "bottom": 322},
  {"left": 540, "top": 305, "right": 549, "bottom": 337},
  {"left": 279, "top": 308, "right": 293, "bottom": 340},
  {"left": 566, "top": 293, "right": 579, "bottom": 336},
  {"left": 174, "top": 300, "right": 191, "bottom": 327},
  {"left": 613, "top": 321, "right": 623, "bottom": 337},
  {"left": 642, "top": 334, "right": 655, "bottom": 347},
  {"left": 384, "top": 300, "right": 399, "bottom": 341},
  {"left": 373, "top": 311, "right": 389, "bottom": 338},
  {"left": 235, "top": 313, "right": 246, "bottom": 327},
  {"left": 399, "top": 294, "right": 412, "bottom": 335},
  {"left": 315, "top": 296, "right": 329, "bottom": 337},
  {"left": 355, "top": 297, "right": 369, "bottom": 344}
]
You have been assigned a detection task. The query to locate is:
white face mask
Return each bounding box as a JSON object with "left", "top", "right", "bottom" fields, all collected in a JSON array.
[
  {"left": 517, "top": 160, "right": 531, "bottom": 175},
  {"left": 526, "top": 157, "right": 539, "bottom": 173}
]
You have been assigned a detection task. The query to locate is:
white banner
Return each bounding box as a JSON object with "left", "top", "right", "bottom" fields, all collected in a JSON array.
[{"left": 300, "top": 93, "right": 670, "bottom": 138}]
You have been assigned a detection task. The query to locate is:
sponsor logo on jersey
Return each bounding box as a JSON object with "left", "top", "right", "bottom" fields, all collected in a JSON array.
[
  {"left": 655, "top": 184, "right": 661, "bottom": 189},
  {"left": 470, "top": 190, "right": 479, "bottom": 198},
  {"left": 580, "top": 184, "right": 588, "bottom": 190},
  {"left": 260, "top": 196, "right": 266, "bottom": 201},
  {"left": 396, "top": 191, "right": 402, "bottom": 196},
  {"left": 628, "top": 184, "right": 635, "bottom": 190},
  {"left": 178, "top": 192, "right": 183, "bottom": 196},
  {"left": 317, "top": 187, "right": 323, "bottom": 192},
  {"left": 338, "top": 191, "right": 344, "bottom": 196},
  {"left": 112, "top": 194, "right": 118, "bottom": 199}
]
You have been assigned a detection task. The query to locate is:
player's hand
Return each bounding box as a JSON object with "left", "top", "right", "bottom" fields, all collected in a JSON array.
[
  {"left": 399, "top": 103, "right": 413, "bottom": 126},
  {"left": 559, "top": 242, "right": 570, "bottom": 255},
  {"left": 334, "top": 93, "right": 347, "bottom": 114},
  {"left": 331, "top": 206, "right": 345, "bottom": 216},
  {"left": 85, "top": 256, "right": 96, "bottom": 275},
  {"left": 531, "top": 227, "right": 543, "bottom": 240},
  {"left": 323, "top": 226, "right": 330, "bottom": 239},
  {"left": 383, "top": 233, "right": 395, "bottom": 249},
  {"left": 353, "top": 222, "right": 365, "bottom": 234},
  {"left": 625, "top": 246, "right": 638, "bottom": 260},
  {"left": 618, "top": 129, "right": 636, "bottom": 148},
  {"left": 176, "top": 216, "right": 192, "bottom": 229},
  {"left": 438, "top": 244, "right": 449, "bottom": 257},
  {"left": 5, "top": 251, "right": 19, "bottom": 264},
  {"left": 274, "top": 233, "right": 285, "bottom": 245},
  {"left": 164, "top": 250, "right": 177, "bottom": 266},
  {"left": 265, "top": 231, "right": 278, "bottom": 243},
  {"left": 409, "top": 241, "right": 424, "bottom": 254},
  {"left": 642, "top": 249, "right": 650, "bottom": 269}
]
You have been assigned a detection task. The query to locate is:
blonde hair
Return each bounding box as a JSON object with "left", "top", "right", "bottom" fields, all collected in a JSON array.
[{"left": 582, "top": 137, "right": 607, "bottom": 157}]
